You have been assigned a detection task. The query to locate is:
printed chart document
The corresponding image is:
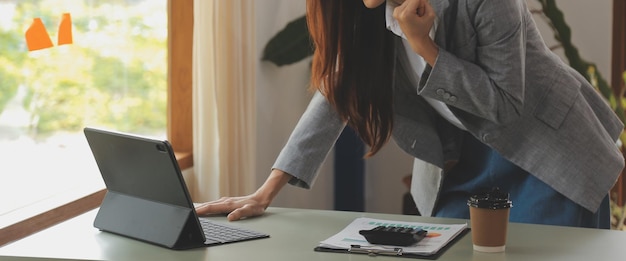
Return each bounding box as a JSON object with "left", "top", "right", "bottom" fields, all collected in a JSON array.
[{"left": 315, "top": 217, "right": 468, "bottom": 259}]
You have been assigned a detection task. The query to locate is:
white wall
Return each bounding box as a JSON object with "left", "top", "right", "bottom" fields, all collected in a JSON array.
[
  {"left": 254, "top": 0, "right": 613, "bottom": 214},
  {"left": 255, "top": 0, "right": 334, "bottom": 210}
]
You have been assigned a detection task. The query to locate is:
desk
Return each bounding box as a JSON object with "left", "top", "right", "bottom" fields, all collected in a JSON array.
[{"left": 1, "top": 207, "right": 625, "bottom": 260}]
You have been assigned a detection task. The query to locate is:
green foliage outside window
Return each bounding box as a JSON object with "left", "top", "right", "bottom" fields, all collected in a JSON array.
[{"left": 0, "top": 0, "right": 166, "bottom": 138}]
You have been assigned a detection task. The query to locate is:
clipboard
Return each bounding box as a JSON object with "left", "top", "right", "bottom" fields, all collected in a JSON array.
[{"left": 314, "top": 228, "right": 469, "bottom": 259}]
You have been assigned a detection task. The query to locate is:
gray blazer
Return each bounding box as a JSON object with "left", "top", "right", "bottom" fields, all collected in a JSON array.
[{"left": 273, "top": 0, "right": 624, "bottom": 216}]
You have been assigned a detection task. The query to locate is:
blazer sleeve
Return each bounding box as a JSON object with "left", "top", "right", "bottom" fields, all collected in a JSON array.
[
  {"left": 272, "top": 91, "right": 346, "bottom": 189},
  {"left": 418, "top": 0, "right": 527, "bottom": 125}
]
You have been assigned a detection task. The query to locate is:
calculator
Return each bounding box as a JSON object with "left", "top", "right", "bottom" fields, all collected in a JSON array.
[{"left": 359, "top": 226, "right": 427, "bottom": 246}]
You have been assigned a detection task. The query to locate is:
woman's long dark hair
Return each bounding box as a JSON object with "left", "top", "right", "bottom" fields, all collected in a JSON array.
[{"left": 306, "top": 0, "right": 395, "bottom": 157}]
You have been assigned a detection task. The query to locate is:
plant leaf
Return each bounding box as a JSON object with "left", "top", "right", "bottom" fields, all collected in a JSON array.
[{"left": 261, "top": 15, "right": 313, "bottom": 66}]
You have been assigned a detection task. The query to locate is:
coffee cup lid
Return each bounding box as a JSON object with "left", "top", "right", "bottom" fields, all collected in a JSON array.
[{"left": 467, "top": 187, "right": 512, "bottom": 209}]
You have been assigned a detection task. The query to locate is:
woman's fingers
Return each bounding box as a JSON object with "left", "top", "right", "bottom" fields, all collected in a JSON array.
[
  {"left": 226, "top": 203, "right": 266, "bottom": 221},
  {"left": 393, "top": 0, "right": 427, "bottom": 19},
  {"left": 195, "top": 196, "right": 267, "bottom": 221},
  {"left": 423, "top": 0, "right": 435, "bottom": 19},
  {"left": 392, "top": 0, "right": 435, "bottom": 41},
  {"left": 195, "top": 197, "right": 241, "bottom": 215}
]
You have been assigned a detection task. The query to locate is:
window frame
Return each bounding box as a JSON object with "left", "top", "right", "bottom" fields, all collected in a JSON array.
[
  {"left": 611, "top": 0, "right": 626, "bottom": 206},
  {"left": 168, "top": 0, "right": 193, "bottom": 169},
  {"left": 0, "top": 0, "right": 193, "bottom": 246}
]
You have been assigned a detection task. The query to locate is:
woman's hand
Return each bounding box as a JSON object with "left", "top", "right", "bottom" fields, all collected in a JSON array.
[
  {"left": 195, "top": 194, "right": 268, "bottom": 221},
  {"left": 195, "top": 169, "right": 292, "bottom": 221},
  {"left": 392, "top": 0, "right": 439, "bottom": 65}
]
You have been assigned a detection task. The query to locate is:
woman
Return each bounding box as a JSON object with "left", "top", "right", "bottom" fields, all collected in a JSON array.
[{"left": 196, "top": 0, "right": 624, "bottom": 228}]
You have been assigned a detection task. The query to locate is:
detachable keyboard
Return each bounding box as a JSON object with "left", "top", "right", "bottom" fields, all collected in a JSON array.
[{"left": 199, "top": 218, "right": 269, "bottom": 245}]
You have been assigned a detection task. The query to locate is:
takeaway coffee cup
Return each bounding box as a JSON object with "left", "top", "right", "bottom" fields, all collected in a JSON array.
[{"left": 467, "top": 187, "right": 512, "bottom": 253}]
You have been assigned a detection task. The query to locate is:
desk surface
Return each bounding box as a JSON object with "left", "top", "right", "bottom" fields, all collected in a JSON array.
[{"left": 1, "top": 207, "right": 625, "bottom": 261}]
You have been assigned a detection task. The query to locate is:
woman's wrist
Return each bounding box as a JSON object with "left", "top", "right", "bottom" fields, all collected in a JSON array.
[
  {"left": 411, "top": 37, "right": 439, "bottom": 66},
  {"left": 253, "top": 169, "right": 292, "bottom": 208}
]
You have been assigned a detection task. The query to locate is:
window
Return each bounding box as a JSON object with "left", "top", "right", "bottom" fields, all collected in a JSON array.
[{"left": 0, "top": 0, "right": 193, "bottom": 245}]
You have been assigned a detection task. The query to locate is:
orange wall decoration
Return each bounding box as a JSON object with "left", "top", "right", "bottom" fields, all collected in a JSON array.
[
  {"left": 25, "top": 18, "right": 53, "bottom": 51},
  {"left": 57, "top": 13, "right": 73, "bottom": 45},
  {"left": 25, "top": 13, "right": 73, "bottom": 51}
]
